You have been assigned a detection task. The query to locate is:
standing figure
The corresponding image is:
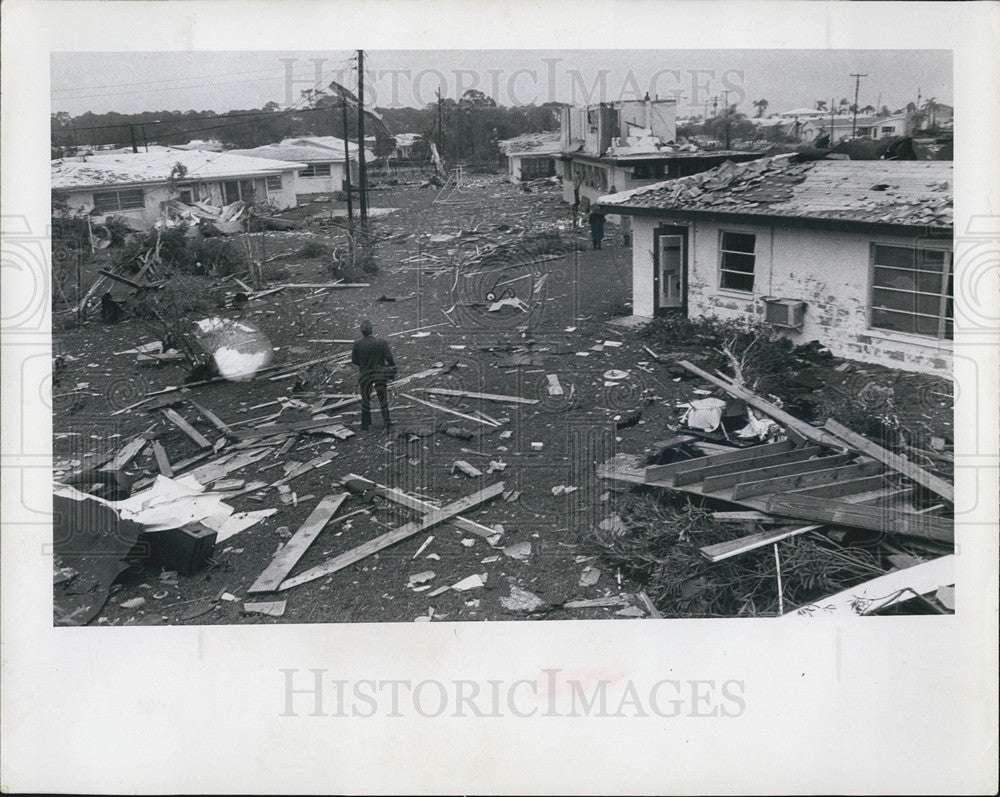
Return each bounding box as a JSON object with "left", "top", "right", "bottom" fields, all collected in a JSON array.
[
  {"left": 588, "top": 211, "right": 606, "bottom": 250},
  {"left": 351, "top": 319, "right": 397, "bottom": 431}
]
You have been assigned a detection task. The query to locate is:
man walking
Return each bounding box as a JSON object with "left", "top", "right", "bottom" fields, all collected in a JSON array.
[
  {"left": 588, "top": 210, "right": 606, "bottom": 250},
  {"left": 351, "top": 319, "right": 397, "bottom": 431}
]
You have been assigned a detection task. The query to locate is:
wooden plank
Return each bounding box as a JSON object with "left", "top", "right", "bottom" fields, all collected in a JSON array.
[
  {"left": 400, "top": 392, "right": 501, "bottom": 427},
  {"left": 732, "top": 461, "right": 884, "bottom": 500},
  {"left": 342, "top": 474, "right": 500, "bottom": 541},
  {"left": 701, "top": 524, "right": 823, "bottom": 562},
  {"left": 150, "top": 440, "right": 173, "bottom": 477},
  {"left": 419, "top": 387, "right": 539, "bottom": 405},
  {"left": 162, "top": 408, "right": 212, "bottom": 448},
  {"left": 675, "top": 444, "right": 822, "bottom": 487},
  {"left": 787, "top": 474, "right": 889, "bottom": 499},
  {"left": 596, "top": 461, "right": 646, "bottom": 485},
  {"left": 702, "top": 453, "right": 853, "bottom": 493},
  {"left": 271, "top": 282, "right": 369, "bottom": 289},
  {"left": 786, "top": 555, "right": 955, "bottom": 618},
  {"left": 677, "top": 361, "right": 847, "bottom": 449},
  {"left": 269, "top": 454, "right": 334, "bottom": 489},
  {"left": 278, "top": 481, "right": 505, "bottom": 590},
  {"left": 823, "top": 418, "right": 954, "bottom": 503},
  {"left": 644, "top": 440, "right": 794, "bottom": 484},
  {"left": 98, "top": 436, "right": 148, "bottom": 473},
  {"left": 188, "top": 399, "right": 236, "bottom": 436},
  {"left": 765, "top": 494, "right": 953, "bottom": 542},
  {"left": 248, "top": 493, "right": 349, "bottom": 593}
]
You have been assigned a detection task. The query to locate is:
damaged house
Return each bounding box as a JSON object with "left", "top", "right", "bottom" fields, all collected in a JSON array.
[
  {"left": 498, "top": 132, "right": 561, "bottom": 182},
  {"left": 51, "top": 148, "right": 304, "bottom": 230},
  {"left": 558, "top": 98, "right": 764, "bottom": 214},
  {"left": 595, "top": 156, "right": 953, "bottom": 375},
  {"left": 227, "top": 142, "right": 359, "bottom": 202}
]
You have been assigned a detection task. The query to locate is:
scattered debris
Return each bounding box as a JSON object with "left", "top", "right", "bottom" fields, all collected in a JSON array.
[{"left": 244, "top": 601, "right": 286, "bottom": 618}]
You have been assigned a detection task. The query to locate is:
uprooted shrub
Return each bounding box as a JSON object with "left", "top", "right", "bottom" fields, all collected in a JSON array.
[
  {"left": 110, "top": 227, "right": 252, "bottom": 277},
  {"left": 587, "top": 493, "right": 886, "bottom": 618}
]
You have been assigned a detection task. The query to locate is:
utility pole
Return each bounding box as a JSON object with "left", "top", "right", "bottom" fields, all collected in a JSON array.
[
  {"left": 829, "top": 98, "right": 835, "bottom": 145},
  {"left": 437, "top": 86, "right": 444, "bottom": 157},
  {"left": 339, "top": 99, "right": 354, "bottom": 227},
  {"left": 129, "top": 124, "right": 139, "bottom": 153},
  {"left": 850, "top": 72, "right": 867, "bottom": 138},
  {"left": 357, "top": 49, "right": 368, "bottom": 227},
  {"left": 722, "top": 89, "right": 732, "bottom": 149},
  {"left": 140, "top": 124, "right": 149, "bottom": 152}
]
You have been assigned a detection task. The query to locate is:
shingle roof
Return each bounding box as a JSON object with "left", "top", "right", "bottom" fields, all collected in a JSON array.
[
  {"left": 51, "top": 149, "right": 305, "bottom": 190},
  {"left": 597, "top": 155, "right": 952, "bottom": 229}
]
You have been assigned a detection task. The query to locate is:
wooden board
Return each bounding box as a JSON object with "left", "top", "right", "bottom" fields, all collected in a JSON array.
[
  {"left": 678, "top": 361, "right": 847, "bottom": 449},
  {"left": 419, "top": 387, "right": 539, "bottom": 405},
  {"left": 278, "top": 482, "right": 505, "bottom": 590},
  {"left": 150, "top": 440, "right": 173, "bottom": 477},
  {"left": 823, "top": 418, "right": 954, "bottom": 503},
  {"left": 400, "top": 392, "right": 501, "bottom": 427},
  {"left": 162, "top": 408, "right": 212, "bottom": 448},
  {"left": 188, "top": 399, "right": 236, "bottom": 436},
  {"left": 699, "top": 450, "right": 845, "bottom": 492},
  {"left": 674, "top": 445, "right": 823, "bottom": 487},
  {"left": 98, "top": 436, "right": 148, "bottom": 473},
  {"left": 732, "top": 460, "right": 884, "bottom": 500},
  {"left": 786, "top": 474, "right": 889, "bottom": 499},
  {"left": 786, "top": 555, "right": 955, "bottom": 617},
  {"left": 700, "top": 524, "right": 823, "bottom": 562},
  {"left": 765, "top": 494, "right": 953, "bottom": 542},
  {"left": 644, "top": 439, "right": 794, "bottom": 484},
  {"left": 248, "top": 493, "right": 348, "bottom": 593}
]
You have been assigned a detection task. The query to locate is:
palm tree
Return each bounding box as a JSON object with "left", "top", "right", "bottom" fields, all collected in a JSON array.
[
  {"left": 922, "top": 97, "right": 940, "bottom": 127},
  {"left": 753, "top": 98, "right": 769, "bottom": 118},
  {"left": 838, "top": 98, "right": 850, "bottom": 115},
  {"left": 815, "top": 100, "right": 828, "bottom": 112},
  {"left": 860, "top": 104, "right": 876, "bottom": 116}
]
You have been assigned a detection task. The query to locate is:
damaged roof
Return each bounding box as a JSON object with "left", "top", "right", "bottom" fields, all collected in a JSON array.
[
  {"left": 228, "top": 143, "right": 347, "bottom": 164},
  {"left": 596, "top": 156, "right": 952, "bottom": 230},
  {"left": 51, "top": 149, "right": 305, "bottom": 190},
  {"left": 498, "top": 132, "right": 561, "bottom": 156}
]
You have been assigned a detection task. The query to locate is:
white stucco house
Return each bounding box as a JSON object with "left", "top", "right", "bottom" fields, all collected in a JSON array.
[
  {"left": 228, "top": 142, "right": 357, "bottom": 199},
  {"left": 595, "top": 156, "right": 953, "bottom": 375},
  {"left": 51, "top": 148, "right": 303, "bottom": 229},
  {"left": 498, "top": 132, "right": 561, "bottom": 182}
]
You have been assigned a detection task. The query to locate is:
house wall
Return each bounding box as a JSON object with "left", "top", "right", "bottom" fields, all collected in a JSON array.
[
  {"left": 289, "top": 161, "right": 348, "bottom": 198},
  {"left": 630, "top": 215, "right": 952, "bottom": 375},
  {"left": 508, "top": 154, "right": 556, "bottom": 182}
]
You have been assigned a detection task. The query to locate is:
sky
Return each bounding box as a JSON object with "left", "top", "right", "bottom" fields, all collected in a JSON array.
[{"left": 51, "top": 49, "right": 952, "bottom": 118}]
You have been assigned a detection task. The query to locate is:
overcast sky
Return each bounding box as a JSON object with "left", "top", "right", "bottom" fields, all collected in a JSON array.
[{"left": 51, "top": 49, "right": 952, "bottom": 118}]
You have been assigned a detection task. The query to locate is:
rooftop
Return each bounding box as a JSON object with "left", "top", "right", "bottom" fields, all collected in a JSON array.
[
  {"left": 280, "top": 136, "right": 375, "bottom": 161},
  {"left": 498, "top": 132, "right": 561, "bottom": 156},
  {"left": 228, "top": 143, "right": 349, "bottom": 164},
  {"left": 597, "top": 156, "right": 952, "bottom": 229},
  {"left": 51, "top": 148, "right": 305, "bottom": 190}
]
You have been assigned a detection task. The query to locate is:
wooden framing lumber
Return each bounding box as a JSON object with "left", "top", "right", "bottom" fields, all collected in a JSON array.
[
  {"left": 765, "top": 494, "right": 953, "bottom": 542},
  {"left": 162, "top": 408, "right": 212, "bottom": 448},
  {"left": 644, "top": 439, "right": 794, "bottom": 484},
  {"left": 400, "top": 392, "right": 501, "bottom": 427},
  {"left": 787, "top": 474, "right": 891, "bottom": 500},
  {"left": 786, "top": 554, "right": 955, "bottom": 617},
  {"left": 342, "top": 474, "right": 500, "bottom": 540},
  {"left": 248, "top": 493, "right": 348, "bottom": 593},
  {"left": 98, "top": 435, "right": 148, "bottom": 474},
  {"left": 278, "top": 481, "right": 505, "bottom": 590},
  {"left": 271, "top": 282, "right": 369, "bottom": 289},
  {"left": 150, "top": 440, "right": 173, "bottom": 477},
  {"left": 700, "top": 524, "right": 823, "bottom": 562},
  {"left": 188, "top": 399, "right": 236, "bottom": 437},
  {"left": 731, "top": 460, "right": 883, "bottom": 500},
  {"left": 823, "top": 418, "right": 954, "bottom": 503},
  {"left": 674, "top": 444, "right": 822, "bottom": 487},
  {"left": 702, "top": 453, "right": 853, "bottom": 493},
  {"left": 418, "top": 387, "right": 539, "bottom": 405},
  {"left": 677, "top": 361, "right": 846, "bottom": 449}
]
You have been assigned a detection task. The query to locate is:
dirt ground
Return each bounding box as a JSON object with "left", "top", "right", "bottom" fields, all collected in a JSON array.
[{"left": 51, "top": 175, "right": 954, "bottom": 625}]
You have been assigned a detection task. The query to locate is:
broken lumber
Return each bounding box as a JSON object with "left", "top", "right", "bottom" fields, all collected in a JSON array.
[
  {"left": 162, "top": 408, "right": 212, "bottom": 448},
  {"left": 271, "top": 282, "right": 369, "bottom": 289},
  {"left": 419, "top": 387, "right": 539, "bottom": 405},
  {"left": 677, "top": 361, "right": 846, "bottom": 449},
  {"left": 786, "top": 554, "right": 955, "bottom": 618},
  {"left": 823, "top": 418, "right": 954, "bottom": 503},
  {"left": 765, "top": 494, "right": 952, "bottom": 542},
  {"left": 278, "top": 481, "right": 505, "bottom": 590},
  {"left": 188, "top": 399, "right": 237, "bottom": 437},
  {"left": 645, "top": 440, "right": 794, "bottom": 484},
  {"left": 400, "top": 392, "right": 501, "bottom": 427},
  {"left": 150, "top": 440, "right": 173, "bottom": 477},
  {"left": 729, "top": 460, "right": 881, "bottom": 499},
  {"left": 452, "top": 460, "right": 483, "bottom": 477},
  {"left": 248, "top": 493, "right": 348, "bottom": 593},
  {"left": 343, "top": 474, "right": 500, "bottom": 541},
  {"left": 700, "top": 524, "right": 823, "bottom": 562},
  {"left": 98, "top": 435, "right": 148, "bottom": 474}
]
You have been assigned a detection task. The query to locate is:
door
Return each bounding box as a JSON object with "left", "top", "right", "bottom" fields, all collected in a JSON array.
[{"left": 653, "top": 225, "right": 687, "bottom": 314}]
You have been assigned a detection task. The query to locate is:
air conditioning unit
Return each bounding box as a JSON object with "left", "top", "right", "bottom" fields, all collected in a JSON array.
[{"left": 763, "top": 298, "right": 807, "bottom": 330}]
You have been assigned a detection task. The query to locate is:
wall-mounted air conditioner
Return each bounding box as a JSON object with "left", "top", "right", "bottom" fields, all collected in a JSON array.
[{"left": 763, "top": 297, "right": 807, "bottom": 330}]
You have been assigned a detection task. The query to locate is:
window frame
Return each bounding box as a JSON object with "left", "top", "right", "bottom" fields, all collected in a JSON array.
[
  {"left": 298, "top": 163, "right": 332, "bottom": 178},
  {"left": 718, "top": 229, "right": 758, "bottom": 293},
  {"left": 265, "top": 174, "right": 283, "bottom": 192},
  {"left": 92, "top": 187, "right": 145, "bottom": 213},
  {"left": 868, "top": 241, "right": 953, "bottom": 340}
]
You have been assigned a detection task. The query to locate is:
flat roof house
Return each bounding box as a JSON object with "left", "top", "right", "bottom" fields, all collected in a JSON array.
[
  {"left": 595, "top": 156, "right": 953, "bottom": 375},
  {"left": 51, "top": 149, "right": 303, "bottom": 230},
  {"left": 498, "top": 132, "right": 561, "bottom": 182}
]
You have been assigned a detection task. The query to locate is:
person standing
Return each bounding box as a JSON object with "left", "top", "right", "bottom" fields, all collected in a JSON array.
[
  {"left": 588, "top": 211, "right": 606, "bottom": 250},
  {"left": 351, "top": 319, "right": 397, "bottom": 431}
]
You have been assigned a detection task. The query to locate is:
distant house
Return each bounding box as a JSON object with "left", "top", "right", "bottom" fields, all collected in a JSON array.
[
  {"left": 558, "top": 98, "right": 763, "bottom": 212},
  {"left": 595, "top": 157, "right": 953, "bottom": 375},
  {"left": 498, "top": 132, "right": 561, "bottom": 182},
  {"left": 390, "top": 133, "right": 422, "bottom": 162},
  {"left": 798, "top": 113, "right": 917, "bottom": 144},
  {"left": 51, "top": 148, "right": 303, "bottom": 229},
  {"left": 281, "top": 136, "right": 375, "bottom": 163},
  {"left": 229, "top": 143, "right": 357, "bottom": 199}
]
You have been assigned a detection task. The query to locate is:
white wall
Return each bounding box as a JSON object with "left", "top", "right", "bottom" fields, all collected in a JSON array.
[
  {"left": 290, "top": 162, "right": 348, "bottom": 197},
  {"left": 630, "top": 216, "right": 953, "bottom": 375}
]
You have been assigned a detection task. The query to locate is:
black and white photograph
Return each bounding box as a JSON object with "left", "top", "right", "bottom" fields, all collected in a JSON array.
[{"left": 2, "top": 1, "right": 997, "bottom": 794}]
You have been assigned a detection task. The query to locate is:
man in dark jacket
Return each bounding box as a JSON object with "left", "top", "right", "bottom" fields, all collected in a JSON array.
[
  {"left": 351, "top": 319, "right": 396, "bottom": 431},
  {"left": 588, "top": 211, "right": 606, "bottom": 250}
]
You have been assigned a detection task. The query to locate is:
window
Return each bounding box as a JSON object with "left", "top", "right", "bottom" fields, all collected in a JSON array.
[
  {"left": 881, "top": 125, "right": 895, "bottom": 135},
  {"left": 719, "top": 231, "right": 756, "bottom": 292},
  {"left": 177, "top": 183, "right": 200, "bottom": 204},
  {"left": 870, "top": 243, "right": 953, "bottom": 339},
  {"left": 265, "top": 174, "right": 283, "bottom": 192},
  {"left": 92, "top": 188, "right": 145, "bottom": 213},
  {"left": 221, "top": 179, "right": 255, "bottom": 204},
  {"left": 520, "top": 157, "right": 555, "bottom": 179},
  {"left": 299, "top": 164, "right": 331, "bottom": 178}
]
